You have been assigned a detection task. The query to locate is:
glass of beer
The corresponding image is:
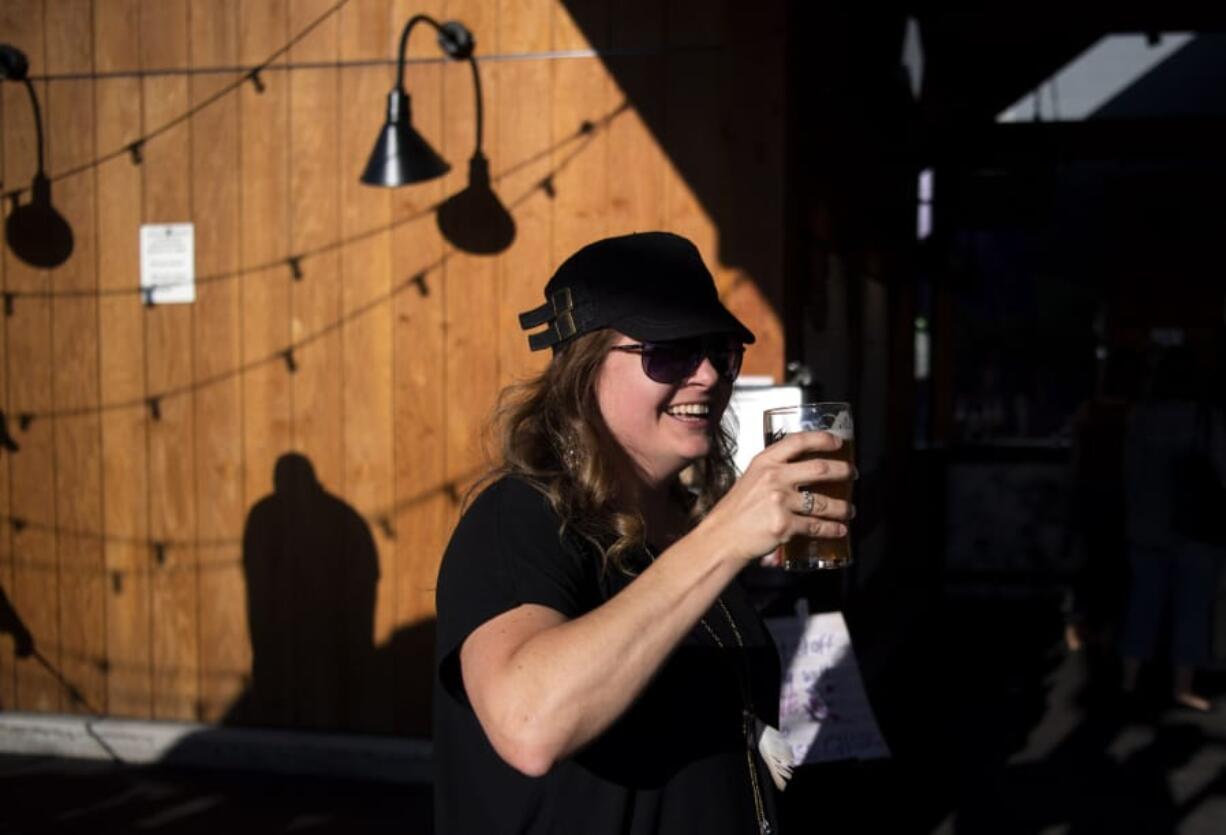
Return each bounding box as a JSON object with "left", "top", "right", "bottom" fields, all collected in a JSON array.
[{"left": 763, "top": 403, "right": 855, "bottom": 570}]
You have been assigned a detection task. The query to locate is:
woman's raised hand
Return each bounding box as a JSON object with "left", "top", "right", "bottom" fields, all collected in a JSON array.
[{"left": 697, "top": 430, "right": 855, "bottom": 564}]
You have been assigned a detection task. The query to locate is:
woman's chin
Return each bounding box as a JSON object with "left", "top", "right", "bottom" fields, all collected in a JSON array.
[{"left": 674, "top": 439, "right": 714, "bottom": 464}]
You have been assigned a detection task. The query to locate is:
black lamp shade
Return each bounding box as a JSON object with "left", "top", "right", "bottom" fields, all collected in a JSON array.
[{"left": 361, "top": 89, "right": 450, "bottom": 187}]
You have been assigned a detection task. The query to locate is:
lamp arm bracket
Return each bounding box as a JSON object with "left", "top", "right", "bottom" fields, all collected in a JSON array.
[{"left": 395, "top": 16, "right": 475, "bottom": 91}]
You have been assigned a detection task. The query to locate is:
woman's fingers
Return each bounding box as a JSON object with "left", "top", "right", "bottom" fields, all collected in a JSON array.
[
  {"left": 710, "top": 431, "right": 856, "bottom": 563},
  {"left": 784, "top": 457, "right": 854, "bottom": 487},
  {"left": 791, "top": 489, "right": 855, "bottom": 522},
  {"left": 789, "top": 491, "right": 850, "bottom": 538},
  {"left": 755, "top": 431, "right": 853, "bottom": 485},
  {"left": 802, "top": 517, "right": 849, "bottom": 540},
  {"left": 759, "top": 429, "right": 843, "bottom": 462}
]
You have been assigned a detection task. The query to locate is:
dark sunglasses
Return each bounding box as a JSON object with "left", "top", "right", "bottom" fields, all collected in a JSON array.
[{"left": 609, "top": 337, "right": 745, "bottom": 385}]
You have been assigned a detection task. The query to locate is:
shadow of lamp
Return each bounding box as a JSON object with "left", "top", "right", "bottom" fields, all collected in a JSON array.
[
  {"left": 2, "top": 44, "right": 74, "bottom": 270},
  {"left": 435, "top": 55, "right": 515, "bottom": 255},
  {"left": 360, "top": 17, "right": 514, "bottom": 255}
]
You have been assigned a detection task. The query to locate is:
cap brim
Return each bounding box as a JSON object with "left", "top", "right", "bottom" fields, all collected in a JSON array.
[{"left": 612, "top": 304, "right": 756, "bottom": 345}]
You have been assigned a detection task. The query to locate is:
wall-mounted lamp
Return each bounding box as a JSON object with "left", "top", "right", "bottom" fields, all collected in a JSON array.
[
  {"left": 362, "top": 16, "right": 515, "bottom": 253},
  {"left": 361, "top": 17, "right": 474, "bottom": 186}
]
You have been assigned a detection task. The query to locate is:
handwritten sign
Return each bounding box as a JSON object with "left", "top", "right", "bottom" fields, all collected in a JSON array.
[{"left": 765, "top": 609, "right": 890, "bottom": 765}]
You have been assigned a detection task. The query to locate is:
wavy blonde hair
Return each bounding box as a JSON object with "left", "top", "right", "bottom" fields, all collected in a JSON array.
[{"left": 481, "top": 329, "right": 739, "bottom": 572}]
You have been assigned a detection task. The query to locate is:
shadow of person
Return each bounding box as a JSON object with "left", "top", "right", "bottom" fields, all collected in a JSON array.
[
  {"left": 225, "top": 453, "right": 378, "bottom": 732},
  {"left": 0, "top": 583, "right": 34, "bottom": 709},
  {"left": 374, "top": 618, "right": 437, "bottom": 738},
  {"left": 0, "top": 583, "right": 34, "bottom": 661}
]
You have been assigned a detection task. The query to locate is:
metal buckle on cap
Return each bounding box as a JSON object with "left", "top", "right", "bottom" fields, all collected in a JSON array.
[
  {"left": 553, "top": 288, "right": 576, "bottom": 339},
  {"left": 521, "top": 288, "right": 577, "bottom": 351},
  {"left": 551, "top": 287, "right": 574, "bottom": 315}
]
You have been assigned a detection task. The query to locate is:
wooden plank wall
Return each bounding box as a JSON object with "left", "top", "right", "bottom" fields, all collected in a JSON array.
[
  {"left": 96, "top": 0, "right": 150, "bottom": 719},
  {"left": 192, "top": 0, "right": 245, "bottom": 725},
  {"left": 0, "top": 0, "right": 785, "bottom": 733}
]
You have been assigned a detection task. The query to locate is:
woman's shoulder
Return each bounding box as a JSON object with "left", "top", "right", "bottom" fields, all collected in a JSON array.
[
  {"left": 459, "top": 474, "right": 561, "bottom": 532},
  {"left": 446, "top": 474, "right": 595, "bottom": 585},
  {"left": 467, "top": 473, "right": 552, "bottom": 509}
]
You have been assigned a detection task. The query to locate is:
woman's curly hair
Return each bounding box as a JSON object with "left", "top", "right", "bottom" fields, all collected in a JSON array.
[{"left": 479, "top": 329, "right": 738, "bottom": 573}]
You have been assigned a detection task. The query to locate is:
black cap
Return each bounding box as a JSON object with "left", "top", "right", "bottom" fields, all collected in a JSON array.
[{"left": 518, "top": 232, "right": 755, "bottom": 351}]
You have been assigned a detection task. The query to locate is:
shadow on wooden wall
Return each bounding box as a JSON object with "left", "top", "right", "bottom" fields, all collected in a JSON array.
[
  {"left": 559, "top": 0, "right": 788, "bottom": 322},
  {"left": 224, "top": 452, "right": 432, "bottom": 736},
  {"left": 0, "top": 0, "right": 788, "bottom": 735}
]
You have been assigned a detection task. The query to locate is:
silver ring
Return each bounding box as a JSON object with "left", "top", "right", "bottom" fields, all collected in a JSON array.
[{"left": 800, "top": 489, "right": 816, "bottom": 516}]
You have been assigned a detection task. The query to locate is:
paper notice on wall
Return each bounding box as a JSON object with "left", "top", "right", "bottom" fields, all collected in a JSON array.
[
  {"left": 765, "top": 608, "right": 890, "bottom": 765},
  {"left": 140, "top": 223, "right": 195, "bottom": 304}
]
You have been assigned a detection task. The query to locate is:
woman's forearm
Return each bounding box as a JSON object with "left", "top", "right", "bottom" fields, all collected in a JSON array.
[{"left": 461, "top": 521, "right": 742, "bottom": 776}]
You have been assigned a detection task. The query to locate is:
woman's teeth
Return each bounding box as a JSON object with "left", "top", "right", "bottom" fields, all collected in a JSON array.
[{"left": 666, "top": 403, "right": 710, "bottom": 417}]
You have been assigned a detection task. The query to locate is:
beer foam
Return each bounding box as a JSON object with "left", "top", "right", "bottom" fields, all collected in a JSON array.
[{"left": 828, "top": 410, "right": 854, "bottom": 440}]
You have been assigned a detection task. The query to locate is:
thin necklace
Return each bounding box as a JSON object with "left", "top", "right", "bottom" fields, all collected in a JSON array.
[
  {"left": 699, "top": 599, "right": 773, "bottom": 835},
  {"left": 645, "top": 545, "right": 773, "bottom": 835}
]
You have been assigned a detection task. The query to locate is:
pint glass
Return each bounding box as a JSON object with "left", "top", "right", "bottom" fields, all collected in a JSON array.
[{"left": 763, "top": 403, "right": 855, "bottom": 570}]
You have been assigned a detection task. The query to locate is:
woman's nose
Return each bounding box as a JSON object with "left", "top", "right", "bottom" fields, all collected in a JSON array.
[{"left": 687, "top": 355, "right": 721, "bottom": 385}]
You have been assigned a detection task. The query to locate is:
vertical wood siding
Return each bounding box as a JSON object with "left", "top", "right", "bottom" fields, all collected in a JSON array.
[{"left": 0, "top": 0, "right": 785, "bottom": 732}]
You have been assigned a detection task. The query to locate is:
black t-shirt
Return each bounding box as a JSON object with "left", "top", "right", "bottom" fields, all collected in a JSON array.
[{"left": 434, "top": 476, "right": 781, "bottom": 835}]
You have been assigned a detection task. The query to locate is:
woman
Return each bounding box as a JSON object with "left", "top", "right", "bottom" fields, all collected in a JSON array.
[{"left": 434, "top": 232, "right": 854, "bottom": 834}]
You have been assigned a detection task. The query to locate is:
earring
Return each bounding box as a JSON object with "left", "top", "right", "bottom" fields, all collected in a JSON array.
[{"left": 559, "top": 432, "right": 581, "bottom": 472}]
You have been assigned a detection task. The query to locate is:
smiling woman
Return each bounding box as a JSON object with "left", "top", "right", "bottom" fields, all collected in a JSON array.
[{"left": 432, "top": 232, "right": 856, "bottom": 835}]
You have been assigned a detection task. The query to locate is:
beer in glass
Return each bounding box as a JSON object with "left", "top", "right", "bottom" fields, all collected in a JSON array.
[{"left": 762, "top": 402, "right": 854, "bottom": 570}]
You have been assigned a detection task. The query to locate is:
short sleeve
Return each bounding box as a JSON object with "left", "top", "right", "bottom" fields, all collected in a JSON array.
[{"left": 435, "top": 476, "right": 595, "bottom": 703}]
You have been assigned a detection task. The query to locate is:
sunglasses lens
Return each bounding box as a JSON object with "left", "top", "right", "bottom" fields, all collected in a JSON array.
[
  {"left": 639, "top": 338, "right": 744, "bottom": 384},
  {"left": 710, "top": 344, "right": 744, "bottom": 381},
  {"left": 642, "top": 342, "right": 702, "bottom": 384}
]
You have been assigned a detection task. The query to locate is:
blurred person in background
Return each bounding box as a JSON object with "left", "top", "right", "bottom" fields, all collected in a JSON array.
[
  {"left": 1120, "top": 346, "right": 1226, "bottom": 711},
  {"left": 1063, "top": 349, "right": 1140, "bottom": 655}
]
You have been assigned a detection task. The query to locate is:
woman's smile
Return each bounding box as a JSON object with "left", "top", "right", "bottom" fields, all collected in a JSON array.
[{"left": 664, "top": 401, "right": 713, "bottom": 420}]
